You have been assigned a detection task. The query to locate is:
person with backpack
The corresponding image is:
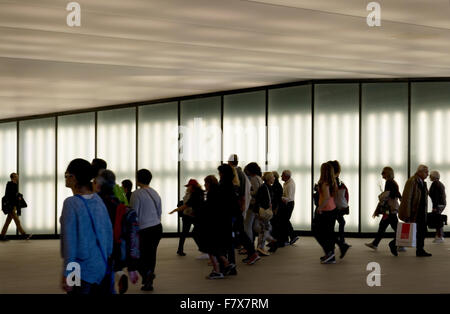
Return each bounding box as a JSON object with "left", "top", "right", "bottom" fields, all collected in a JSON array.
[
  {"left": 95, "top": 169, "right": 140, "bottom": 294},
  {"left": 60, "top": 159, "right": 113, "bottom": 294},
  {"left": 1, "top": 173, "right": 31, "bottom": 241},
  {"left": 130, "top": 169, "right": 163, "bottom": 291},
  {"left": 328, "top": 160, "right": 351, "bottom": 248}
]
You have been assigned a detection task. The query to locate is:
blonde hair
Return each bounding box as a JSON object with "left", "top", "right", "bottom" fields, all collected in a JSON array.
[{"left": 262, "top": 172, "right": 274, "bottom": 182}]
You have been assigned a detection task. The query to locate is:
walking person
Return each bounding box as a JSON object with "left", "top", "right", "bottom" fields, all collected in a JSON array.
[
  {"left": 429, "top": 170, "right": 446, "bottom": 243},
  {"left": 243, "top": 162, "right": 263, "bottom": 247},
  {"left": 313, "top": 163, "right": 350, "bottom": 264},
  {"left": 94, "top": 170, "right": 140, "bottom": 294},
  {"left": 279, "top": 170, "right": 299, "bottom": 247},
  {"left": 1, "top": 173, "right": 31, "bottom": 241},
  {"left": 201, "top": 175, "right": 236, "bottom": 279},
  {"left": 169, "top": 179, "right": 204, "bottom": 257},
  {"left": 328, "top": 161, "right": 350, "bottom": 248},
  {"left": 365, "top": 167, "right": 401, "bottom": 256},
  {"left": 130, "top": 169, "right": 163, "bottom": 291},
  {"left": 399, "top": 165, "right": 432, "bottom": 257},
  {"left": 255, "top": 172, "right": 277, "bottom": 256},
  {"left": 60, "top": 159, "right": 113, "bottom": 295},
  {"left": 268, "top": 171, "right": 283, "bottom": 253}
]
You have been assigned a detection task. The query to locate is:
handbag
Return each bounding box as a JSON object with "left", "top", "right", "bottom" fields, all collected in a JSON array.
[
  {"left": 75, "top": 195, "right": 114, "bottom": 294},
  {"left": 427, "top": 212, "right": 446, "bottom": 229},
  {"left": 396, "top": 222, "right": 417, "bottom": 247},
  {"left": 1, "top": 196, "right": 11, "bottom": 215},
  {"left": 258, "top": 185, "right": 273, "bottom": 221}
]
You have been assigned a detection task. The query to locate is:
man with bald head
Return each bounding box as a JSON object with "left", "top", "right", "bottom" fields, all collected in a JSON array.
[{"left": 399, "top": 165, "right": 431, "bottom": 257}]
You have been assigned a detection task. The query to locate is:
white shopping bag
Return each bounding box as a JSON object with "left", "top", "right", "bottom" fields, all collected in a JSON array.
[{"left": 396, "top": 222, "right": 417, "bottom": 247}]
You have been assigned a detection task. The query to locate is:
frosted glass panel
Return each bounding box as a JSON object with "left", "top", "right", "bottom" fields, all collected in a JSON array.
[
  {"left": 223, "top": 91, "right": 266, "bottom": 168},
  {"left": 0, "top": 123, "right": 17, "bottom": 235},
  {"left": 139, "top": 103, "right": 178, "bottom": 232},
  {"left": 268, "top": 86, "right": 312, "bottom": 230},
  {"left": 97, "top": 108, "right": 136, "bottom": 184},
  {"left": 361, "top": 83, "right": 408, "bottom": 232},
  {"left": 412, "top": 82, "right": 450, "bottom": 232},
  {"left": 180, "top": 97, "right": 221, "bottom": 196},
  {"left": 314, "top": 84, "right": 359, "bottom": 231},
  {"left": 57, "top": 113, "right": 95, "bottom": 233},
  {"left": 19, "top": 118, "right": 56, "bottom": 234}
]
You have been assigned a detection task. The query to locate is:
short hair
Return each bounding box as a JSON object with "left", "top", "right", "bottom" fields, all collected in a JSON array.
[
  {"left": 10, "top": 173, "right": 17, "bottom": 180},
  {"left": 121, "top": 179, "right": 133, "bottom": 191},
  {"left": 282, "top": 170, "right": 292, "bottom": 177},
  {"left": 381, "top": 167, "right": 395, "bottom": 180},
  {"left": 66, "top": 159, "right": 95, "bottom": 189},
  {"left": 416, "top": 164, "right": 429, "bottom": 174},
  {"left": 92, "top": 158, "right": 107, "bottom": 176},
  {"left": 430, "top": 170, "right": 440, "bottom": 181},
  {"left": 97, "top": 169, "right": 116, "bottom": 194},
  {"left": 218, "top": 163, "right": 235, "bottom": 183},
  {"left": 228, "top": 154, "right": 239, "bottom": 167},
  {"left": 328, "top": 160, "right": 341, "bottom": 175},
  {"left": 262, "top": 171, "right": 274, "bottom": 182},
  {"left": 137, "top": 169, "right": 152, "bottom": 185},
  {"left": 272, "top": 171, "right": 279, "bottom": 179}
]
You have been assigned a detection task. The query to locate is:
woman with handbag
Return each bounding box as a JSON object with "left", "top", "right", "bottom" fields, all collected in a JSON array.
[
  {"left": 0, "top": 173, "right": 31, "bottom": 241},
  {"left": 365, "top": 166, "right": 401, "bottom": 256},
  {"left": 255, "top": 172, "right": 277, "bottom": 256},
  {"left": 429, "top": 170, "right": 446, "bottom": 243},
  {"left": 60, "top": 159, "right": 113, "bottom": 294}
]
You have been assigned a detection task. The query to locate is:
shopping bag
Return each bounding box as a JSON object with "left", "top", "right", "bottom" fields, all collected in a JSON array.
[{"left": 396, "top": 222, "right": 417, "bottom": 247}]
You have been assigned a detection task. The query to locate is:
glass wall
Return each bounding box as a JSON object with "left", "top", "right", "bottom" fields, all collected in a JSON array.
[
  {"left": 268, "top": 85, "right": 312, "bottom": 230},
  {"left": 139, "top": 102, "right": 178, "bottom": 232},
  {"left": 97, "top": 108, "right": 136, "bottom": 184},
  {"left": 180, "top": 97, "right": 221, "bottom": 196},
  {"left": 361, "top": 83, "right": 408, "bottom": 232},
  {"left": 223, "top": 91, "right": 266, "bottom": 168},
  {"left": 314, "top": 84, "right": 359, "bottom": 232},
  {"left": 57, "top": 113, "right": 95, "bottom": 233},
  {"left": 0, "top": 122, "right": 17, "bottom": 234},
  {"left": 412, "top": 82, "right": 450, "bottom": 232},
  {"left": 19, "top": 118, "right": 56, "bottom": 234}
]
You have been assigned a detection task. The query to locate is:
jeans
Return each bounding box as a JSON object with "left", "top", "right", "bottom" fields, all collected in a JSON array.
[
  {"left": 313, "top": 209, "right": 338, "bottom": 255},
  {"left": 177, "top": 214, "right": 200, "bottom": 253},
  {"left": 254, "top": 219, "right": 274, "bottom": 249},
  {"left": 336, "top": 210, "right": 346, "bottom": 245},
  {"left": 244, "top": 210, "right": 256, "bottom": 242},
  {"left": 233, "top": 214, "right": 256, "bottom": 257},
  {"left": 373, "top": 213, "right": 398, "bottom": 247},
  {"left": 139, "top": 224, "right": 162, "bottom": 281}
]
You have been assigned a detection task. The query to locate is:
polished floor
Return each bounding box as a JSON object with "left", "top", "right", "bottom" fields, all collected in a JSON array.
[{"left": 0, "top": 236, "right": 449, "bottom": 294}]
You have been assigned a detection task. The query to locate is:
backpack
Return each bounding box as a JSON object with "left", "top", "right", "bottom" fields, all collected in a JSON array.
[
  {"left": 113, "top": 203, "right": 140, "bottom": 265},
  {"left": 335, "top": 181, "right": 349, "bottom": 214}
]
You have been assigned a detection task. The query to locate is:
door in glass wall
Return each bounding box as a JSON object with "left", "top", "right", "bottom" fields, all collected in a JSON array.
[
  {"left": 180, "top": 97, "right": 221, "bottom": 198},
  {"left": 412, "top": 82, "right": 450, "bottom": 233},
  {"left": 0, "top": 122, "right": 17, "bottom": 235},
  {"left": 361, "top": 83, "right": 408, "bottom": 232},
  {"left": 57, "top": 113, "right": 95, "bottom": 233},
  {"left": 268, "top": 85, "right": 312, "bottom": 230},
  {"left": 19, "top": 118, "right": 56, "bottom": 234},
  {"left": 139, "top": 102, "right": 178, "bottom": 232},
  {"left": 314, "top": 84, "right": 359, "bottom": 232}
]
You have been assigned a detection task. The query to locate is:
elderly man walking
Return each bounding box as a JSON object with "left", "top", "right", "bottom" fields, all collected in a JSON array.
[
  {"left": 278, "top": 170, "right": 299, "bottom": 247},
  {"left": 399, "top": 165, "right": 432, "bottom": 257}
]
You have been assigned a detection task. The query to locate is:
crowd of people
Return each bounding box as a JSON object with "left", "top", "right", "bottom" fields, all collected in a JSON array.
[{"left": 0, "top": 154, "right": 447, "bottom": 294}]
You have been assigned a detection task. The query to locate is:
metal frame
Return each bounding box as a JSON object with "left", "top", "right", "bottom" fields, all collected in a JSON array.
[{"left": 3, "top": 77, "right": 450, "bottom": 237}]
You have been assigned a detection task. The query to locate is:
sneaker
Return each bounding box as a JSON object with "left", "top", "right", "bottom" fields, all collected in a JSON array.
[
  {"left": 223, "top": 263, "right": 237, "bottom": 276},
  {"left": 227, "top": 267, "right": 238, "bottom": 276},
  {"left": 322, "top": 256, "right": 336, "bottom": 264},
  {"left": 23, "top": 233, "right": 33, "bottom": 240},
  {"left": 397, "top": 246, "right": 407, "bottom": 252},
  {"left": 177, "top": 251, "right": 186, "bottom": 256},
  {"left": 388, "top": 241, "right": 398, "bottom": 257},
  {"left": 416, "top": 250, "right": 432, "bottom": 257},
  {"left": 365, "top": 242, "right": 378, "bottom": 250},
  {"left": 433, "top": 238, "right": 444, "bottom": 244},
  {"left": 196, "top": 253, "right": 209, "bottom": 260},
  {"left": 284, "top": 242, "right": 290, "bottom": 247},
  {"left": 257, "top": 248, "right": 270, "bottom": 256},
  {"left": 320, "top": 252, "right": 335, "bottom": 264},
  {"left": 246, "top": 253, "right": 261, "bottom": 265},
  {"left": 289, "top": 236, "right": 300, "bottom": 245},
  {"left": 118, "top": 274, "right": 128, "bottom": 294},
  {"left": 207, "top": 271, "right": 224, "bottom": 280},
  {"left": 339, "top": 243, "right": 350, "bottom": 259}
]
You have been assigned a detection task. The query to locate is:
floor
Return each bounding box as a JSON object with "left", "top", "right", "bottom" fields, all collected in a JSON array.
[{"left": 0, "top": 237, "right": 449, "bottom": 294}]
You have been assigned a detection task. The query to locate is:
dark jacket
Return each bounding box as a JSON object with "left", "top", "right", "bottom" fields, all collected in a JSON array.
[
  {"left": 4, "top": 181, "right": 26, "bottom": 215},
  {"left": 272, "top": 179, "right": 283, "bottom": 212},
  {"left": 429, "top": 180, "right": 446, "bottom": 210},
  {"left": 256, "top": 183, "right": 273, "bottom": 210},
  {"left": 385, "top": 179, "right": 402, "bottom": 200}
]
